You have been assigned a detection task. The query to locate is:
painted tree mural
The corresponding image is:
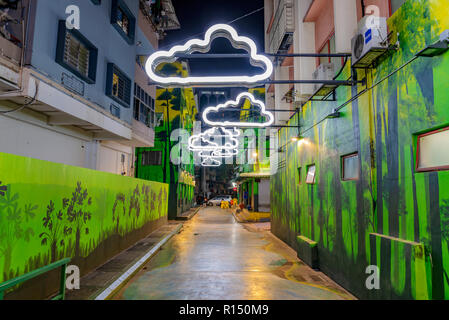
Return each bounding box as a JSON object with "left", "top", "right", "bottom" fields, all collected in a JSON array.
[
  {"left": 270, "top": 0, "right": 449, "bottom": 300},
  {"left": 0, "top": 185, "right": 37, "bottom": 277},
  {"left": 0, "top": 152, "right": 169, "bottom": 297},
  {"left": 40, "top": 200, "right": 66, "bottom": 262}
]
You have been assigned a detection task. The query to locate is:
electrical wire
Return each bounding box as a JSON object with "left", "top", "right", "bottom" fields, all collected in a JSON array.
[
  {"left": 158, "top": 7, "right": 264, "bottom": 50},
  {"left": 0, "top": 81, "right": 38, "bottom": 114},
  {"left": 300, "top": 54, "right": 419, "bottom": 136}
]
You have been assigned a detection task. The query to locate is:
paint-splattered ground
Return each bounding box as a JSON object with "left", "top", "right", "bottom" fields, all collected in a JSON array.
[{"left": 113, "top": 207, "right": 355, "bottom": 300}]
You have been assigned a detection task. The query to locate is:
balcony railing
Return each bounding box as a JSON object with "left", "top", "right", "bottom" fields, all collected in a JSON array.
[{"left": 267, "top": 0, "right": 295, "bottom": 54}]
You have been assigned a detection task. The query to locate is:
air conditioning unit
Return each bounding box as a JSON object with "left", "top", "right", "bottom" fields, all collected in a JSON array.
[
  {"left": 312, "top": 63, "right": 335, "bottom": 95},
  {"left": 351, "top": 16, "right": 388, "bottom": 68}
]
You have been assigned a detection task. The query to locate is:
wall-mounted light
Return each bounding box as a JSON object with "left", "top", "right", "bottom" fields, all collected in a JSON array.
[
  {"left": 416, "top": 30, "right": 449, "bottom": 57},
  {"left": 327, "top": 110, "right": 341, "bottom": 119},
  {"left": 252, "top": 152, "right": 258, "bottom": 158},
  {"left": 291, "top": 135, "right": 304, "bottom": 142}
]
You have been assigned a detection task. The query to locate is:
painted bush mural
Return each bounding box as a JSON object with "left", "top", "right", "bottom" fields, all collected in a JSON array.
[
  {"left": 0, "top": 152, "right": 168, "bottom": 296},
  {"left": 270, "top": 0, "right": 449, "bottom": 299}
]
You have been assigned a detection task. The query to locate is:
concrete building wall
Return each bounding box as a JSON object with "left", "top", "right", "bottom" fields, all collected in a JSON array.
[
  {"left": 0, "top": 109, "right": 90, "bottom": 168},
  {"left": 0, "top": 0, "right": 158, "bottom": 177},
  {"left": 30, "top": 0, "right": 139, "bottom": 125}
]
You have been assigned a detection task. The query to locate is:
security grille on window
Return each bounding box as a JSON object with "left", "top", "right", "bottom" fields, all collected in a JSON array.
[
  {"left": 64, "top": 33, "right": 90, "bottom": 77},
  {"left": 56, "top": 20, "right": 98, "bottom": 84},
  {"left": 116, "top": 7, "right": 130, "bottom": 35},
  {"left": 141, "top": 151, "right": 162, "bottom": 166},
  {"left": 106, "top": 63, "right": 131, "bottom": 108},
  {"left": 134, "top": 84, "right": 155, "bottom": 128},
  {"left": 111, "top": 0, "right": 135, "bottom": 44}
]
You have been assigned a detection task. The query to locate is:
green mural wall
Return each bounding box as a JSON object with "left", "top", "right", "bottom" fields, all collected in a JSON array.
[
  {"left": 136, "top": 62, "right": 197, "bottom": 219},
  {"left": 270, "top": 0, "right": 449, "bottom": 299},
  {"left": 0, "top": 152, "right": 168, "bottom": 298},
  {"left": 237, "top": 88, "right": 269, "bottom": 211}
]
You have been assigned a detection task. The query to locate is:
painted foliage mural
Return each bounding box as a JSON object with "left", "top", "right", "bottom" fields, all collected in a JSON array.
[
  {"left": 271, "top": 0, "right": 449, "bottom": 299},
  {"left": 238, "top": 88, "right": 270, "bottom": 207},
  {"left": 0, "top": 152, "right": 168, "bottom": 288},
  {"left": 136, "top": 62, "right": 197, "bottom": 217}
]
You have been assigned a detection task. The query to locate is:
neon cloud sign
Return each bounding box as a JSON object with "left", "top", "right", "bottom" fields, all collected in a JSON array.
[
  {"left": 198, "top": 148, "right": 238, "bottom": 158},
  {"left": 145, "top": 24, "right": 273, "bottom": 87},
  {"left": 202, "top": 92, "right": 274, "bottom": 128},
  {"left": 201, "top": 157, "right": 222, "bottom": 167},
  {"left": 188, "top": 127, "right": 240, "bottom": 152}
]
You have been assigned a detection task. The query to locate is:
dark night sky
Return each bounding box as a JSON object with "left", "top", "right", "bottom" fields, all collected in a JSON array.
[{"left": 160, "top": 0, "right": 265, "bottom": 77}]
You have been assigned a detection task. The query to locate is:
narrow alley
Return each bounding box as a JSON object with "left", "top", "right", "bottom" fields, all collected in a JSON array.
[
  {"left": 113, "top": 207, "right": 354, "bottom": 300},
  {"left": 1, "top": 0, "right": 448, "bottom": 308}
]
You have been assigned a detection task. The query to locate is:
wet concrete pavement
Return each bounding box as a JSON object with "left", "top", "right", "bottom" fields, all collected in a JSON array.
[{"left": 113, "top": 207, "right": 355, "bottom": 300}]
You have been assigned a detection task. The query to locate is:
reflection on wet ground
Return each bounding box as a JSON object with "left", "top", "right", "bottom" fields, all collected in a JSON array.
[{"left": 114, "top": 207, "right": 355, "bottom": 300}]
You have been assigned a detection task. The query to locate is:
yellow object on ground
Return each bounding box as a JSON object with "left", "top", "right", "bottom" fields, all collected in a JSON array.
[
  {"left": 233, "top": 208, "right": 270, "bottom": 222},
  {"left": 221, "top": 201, "right": 229, "bottom": 209}
]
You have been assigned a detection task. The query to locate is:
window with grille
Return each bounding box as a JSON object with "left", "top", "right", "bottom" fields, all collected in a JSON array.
[
  {"left": 111, "top": 0, "right": 135, "bottom": 44},
  {"left": 116, "top": 7, "right": 130, "bottom": 35},
  {"left": 64, "top": 32, "right": 90, "bottom": 78},
  {"left": 106, "top": 63, "right": 131, "bottom": 108},
  {"left": 134, "top": 84, "right": 155, "bottom": 128},
  {"left": 56, "top": 20, "right": 98, "bottom": 84},
  {"left": 141, "top": 151, "right": 162, "bottom": 166}
]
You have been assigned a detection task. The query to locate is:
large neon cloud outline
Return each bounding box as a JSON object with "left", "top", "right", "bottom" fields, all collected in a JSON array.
[
  {"left": 145, "top": 24, "right": 273, "bottom": 86},
  {"left": 188, "top": 127, "right": 240, "bottom": 152},
  {"left": 202, "top": 92, "right": 274, "bottom": 128}
]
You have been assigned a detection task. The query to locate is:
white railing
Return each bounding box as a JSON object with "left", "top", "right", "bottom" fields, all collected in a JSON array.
[{"left": 268, "top": 0, "right": 295, "bottom": 54}]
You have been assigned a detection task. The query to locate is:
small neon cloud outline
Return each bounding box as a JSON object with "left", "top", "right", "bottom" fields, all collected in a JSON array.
[
  {"left": 201, "top": 157, "right": 222, "bottom": 167},
  {"left": 197, "top": 148, "right": 238, "bottom": 158},
  {"left": 145, "top": 24, "right": 273, "bottom": 86},
  {"left": 202, "top": 92, "right": 274, "bottom": 128},
  {"left": 188, "top": 127, "right": 240, "bottom": 152}
]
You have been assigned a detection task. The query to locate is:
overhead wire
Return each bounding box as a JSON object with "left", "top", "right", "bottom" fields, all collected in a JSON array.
[{"left": 0, "top": 82, "right": 39, "bottom": 114}]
